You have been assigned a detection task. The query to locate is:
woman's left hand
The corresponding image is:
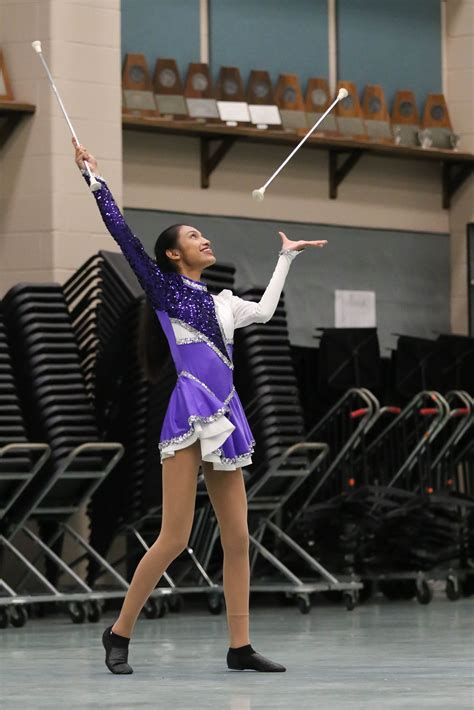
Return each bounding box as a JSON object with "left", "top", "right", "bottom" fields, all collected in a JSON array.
[{"left": 278, "top": 231, "right": 328, "bottom": 252}]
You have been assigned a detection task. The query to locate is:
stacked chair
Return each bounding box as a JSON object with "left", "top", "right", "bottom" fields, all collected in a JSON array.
[
  {"left": 0, "top": 302, "right": 51, "bottom": 628},
  {"left": 0, "top": 283, "right": 125, "bottom": 626}
]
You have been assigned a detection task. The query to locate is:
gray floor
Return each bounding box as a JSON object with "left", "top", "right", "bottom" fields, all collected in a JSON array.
[{"left": 0, "top": 595, "right": 473, "bottom": 710}]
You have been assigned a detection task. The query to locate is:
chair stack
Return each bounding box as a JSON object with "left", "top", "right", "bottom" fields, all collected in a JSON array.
[
  {"left": 0, "top": 302, "right": 50, "bottom": 534},
  {"left": 233, "top": 285, "right": 307, "bottom": 476},
  {"left": 2, "top": 284, "right": 101, "bottom": 472},
  {"left": 62, "top": 251, "right": 151, "bottom": 582}
]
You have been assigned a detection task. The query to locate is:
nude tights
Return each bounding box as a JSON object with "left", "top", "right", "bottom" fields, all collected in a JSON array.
[{"left": 111, "top": 439, "right": 250, "bottom": 648}]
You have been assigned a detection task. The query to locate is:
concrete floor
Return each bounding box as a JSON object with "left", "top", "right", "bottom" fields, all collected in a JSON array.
[{"left": 0, "top": 595, "right": 473, "bottom": 710}]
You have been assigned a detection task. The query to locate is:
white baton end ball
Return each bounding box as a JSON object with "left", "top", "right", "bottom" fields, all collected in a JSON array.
[
  {"left": 252, "top": 187, "right": 265, "bottom": 202},
  {"left": 337, "top": 87, "right": 349, "bottom": 100},
  {"left": 31, "top": 40, "right": 42, "bottom": 53}
]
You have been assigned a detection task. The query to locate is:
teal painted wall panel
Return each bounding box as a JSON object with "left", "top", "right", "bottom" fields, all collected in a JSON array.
[
  {"left": 121, "top": 0, "right": 200, "bottom": 78},
  {"left": 209, "top": 0, "right": 329, "bottom": 86},
  {"left": 338, "top": 0, "right": 442, "bottom": 111}
]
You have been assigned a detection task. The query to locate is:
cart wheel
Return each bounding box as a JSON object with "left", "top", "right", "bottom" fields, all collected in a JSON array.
[
  {"left": 67, "top": 601, "right": 87, "bottom": 624},
  {"left": 0, "top": 608, "right": 8, "bottom": 629},
  {"left": 416, "top": 581, "right": 433, "bottom": 605},
  {"left": 343, "top": 592, "right": 356, "bottom": 611},
  {"left": 207, "top": 592, "right": 224, "bottom": 615},
  {"left": 9, "top": 605, "right": 28, "bottom": 628},
  {"left": 143, "top": 597, "right": 166, "bottom": 619},
  {"left": 297, "top": 595, "right": 311, "bottom": 614},
  {"left": 445, "top": 577, "right": 460, "bottom": 602},
  {"left": 87, "top": 600, "right": 102, "bottom": 623},
  {"left": 168, "top": 595, "right": 183, "bottom": 613}
]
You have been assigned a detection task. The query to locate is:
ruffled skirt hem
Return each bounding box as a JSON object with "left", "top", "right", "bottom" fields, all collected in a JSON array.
[{"left": 158, "top": 376, "right": 255, "bottom": 471}]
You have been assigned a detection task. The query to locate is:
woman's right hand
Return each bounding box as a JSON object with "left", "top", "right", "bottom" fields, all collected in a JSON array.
[{"left": 73, "top": 137, "right": 98, "bottom": 173}]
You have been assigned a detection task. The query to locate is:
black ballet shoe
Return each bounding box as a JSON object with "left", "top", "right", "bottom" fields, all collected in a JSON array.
[
  {"left": 227, "top": 643, "right": 286, "bottom": 672},
  {"left": 102, "top": 625, "right": 133, "bottom": 674}
]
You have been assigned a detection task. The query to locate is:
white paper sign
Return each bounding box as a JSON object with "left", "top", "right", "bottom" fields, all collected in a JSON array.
[
  {"left": 217, "top": 101, "right": 250, "bottom": 123},
  {"left": 335, "top": 290, "right": 376, "bottom": 327},
  {"left": 248, "top": 104, "right": 282, "bottom": 126}
]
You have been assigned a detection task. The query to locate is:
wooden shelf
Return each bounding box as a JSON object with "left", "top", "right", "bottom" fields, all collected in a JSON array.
[
  {"left": 123, "top": 115, "right": 474, "bottom": 209},
  {"left": 0, "top": 100, "right": 36, "bottom": 151}
]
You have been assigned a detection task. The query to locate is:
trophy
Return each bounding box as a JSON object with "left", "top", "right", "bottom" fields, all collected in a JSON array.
[
  {"left": 122, "top": 53, "right": 158, "bottom": 118},
  {"left": 391, "top": 90, "right": 420, "bottom": 146},
  {"left": 246, "top": 70, "right": 282, "bottom": 130},
  {"left": 305, "top": 78, "right": 338, "bottom": 135},
  {"left": 153, "top": 58, "right": 188, "bottom": 119},
  {"left": 184, "top": 63, "right": 219, "bottom": 122},
  {"left": 362, "top": 84, "right": 393, "bottom": 142},
  {"left": 420, "top": 94, "right": 459, "bottom": 150},
  {"left": 335, "top": 81, "right": 366, "bottom": 139},
  {"left": 0, "top": 49, "right": 14, "bottom": 100},
  {"left": 274, "top": 74, "right": 306, "bottom": 132},
  {"left": 216, "top": 66, "right": 250, "bottom": 126}
]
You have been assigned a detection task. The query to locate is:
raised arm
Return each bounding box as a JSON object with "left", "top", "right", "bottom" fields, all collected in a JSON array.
[
  {"left": 230, "top": 248, "right": 301, "bottom": 328},
  {"left": 81, "top": 169, "right": 171, "bottom": 311}
]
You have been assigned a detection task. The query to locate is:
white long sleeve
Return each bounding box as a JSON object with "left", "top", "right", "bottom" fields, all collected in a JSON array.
[{"left": 230, "top": 248, "right": 302, "bottom": 329}]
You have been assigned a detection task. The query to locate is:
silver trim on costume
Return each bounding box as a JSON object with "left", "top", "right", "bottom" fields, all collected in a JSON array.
[
  {"left": 158, "top": 404, "right": 231, "bottom": 450},
  {"left": 178, "top": 369, "right": 235, "bottom": 404},
  {"left": 278, "top": 247, "right": 302, "bottom": 262},
  {"left": 170, "top": 317, "right": 234, "bottom": 370},
  {"left": 214, "top": 440, "right": 256, "bottom": 465},
  {"left": 179, "top": 274, "right": 208, "bottom": 291}
]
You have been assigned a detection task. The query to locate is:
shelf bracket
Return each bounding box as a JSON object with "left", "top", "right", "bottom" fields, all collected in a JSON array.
[
  {"left": 200, "top": 136, "right": 236, "bottom": 188},
  {"left": 442, "top": 161, "right": 474, "bottom": 209},
  {"left": 329, "top": 149, "right": 364, "bottom": 200},
  {"left": 0, "top": 112, "right": 24, "bottom": 151}
]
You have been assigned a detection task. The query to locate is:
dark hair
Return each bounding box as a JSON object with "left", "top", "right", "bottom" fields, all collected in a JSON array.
[{"left": 137, "top": 224, "right": 184, "bottom": 383}]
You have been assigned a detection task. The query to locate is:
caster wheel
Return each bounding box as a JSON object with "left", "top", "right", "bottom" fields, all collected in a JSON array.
[
  {"left": 87, "top": 600, "right": 102, "bottom": 623},
  {"left": 416, "top": 580, "right": 433, "bottom": 605},
  {"left": 297, "top": 594, "right": 311, "bottom": 614},
  {"left": 9, "top": 606, "right": 28, "bottom": 628},
  {"left": 0, "top": 608, "right": 8, "bottom": 629},
  {"left": 67, "top": 601, "right": 87, "bottom": 624},
  {"left": 343, "top": 592, "right": 356, "bottom": 611},
  {"left": 168, "top": 595, "right": 183, "bottom": 613},
  {"left": 446, "top": 577, "right": 460, "bottom": 602},
  {"left": 207, "top": 592, "right": 224, "bottom": 615},
  {"left": 143, "top": 597, "right": 166, "bottom": 619}
]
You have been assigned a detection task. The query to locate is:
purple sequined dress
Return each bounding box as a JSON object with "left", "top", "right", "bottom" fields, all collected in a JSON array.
[{"left": 82, "top": 171, "right": 301, "bottom": 470}]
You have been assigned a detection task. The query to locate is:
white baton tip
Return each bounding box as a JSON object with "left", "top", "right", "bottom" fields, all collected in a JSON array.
[
  {"left": 31, "top": 40, "right": 42, "bottom": 53},
  {"left": 252, "top": 188, "right": 265, "bottom": 201},
  {"left": 337, "top": 87, "right": 349, "bottom": 100}
]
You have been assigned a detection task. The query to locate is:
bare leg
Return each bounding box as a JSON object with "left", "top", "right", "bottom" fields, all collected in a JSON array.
[
  {"left": 111, "top": 439, "right": 202, "bottom": 638},
  {"left": 202, "top": 462, "right": 250, "bottom": 648}
]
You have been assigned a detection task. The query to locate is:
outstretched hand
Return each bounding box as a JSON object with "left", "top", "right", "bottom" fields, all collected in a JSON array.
[
  {"left": 278, "top": 231, "right": 327, "bottom": 252},
  {"left": 72, "top": 137, "right": 98, "bottom": 173}
]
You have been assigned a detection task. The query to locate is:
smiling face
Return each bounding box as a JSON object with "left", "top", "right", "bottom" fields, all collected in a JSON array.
[{"left": 166, "top": 225, "right": 216, "bottom": 273}]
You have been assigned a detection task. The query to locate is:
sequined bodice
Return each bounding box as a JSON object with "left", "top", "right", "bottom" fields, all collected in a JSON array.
[{"left": 82, "top": 172, "right": 229, "bottom": 362}]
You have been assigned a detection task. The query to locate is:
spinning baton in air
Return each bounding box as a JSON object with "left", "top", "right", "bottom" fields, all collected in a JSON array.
[
  {"left": 31, "top": 40, "right": 101, "bottom": 192},
  {"left": 252, "top": 87, "right": 348, "bottom": 201}
]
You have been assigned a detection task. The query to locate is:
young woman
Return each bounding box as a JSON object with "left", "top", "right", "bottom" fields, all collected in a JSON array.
[{"left": 73, "top": 138, "right": 327, "bottom": 674}]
